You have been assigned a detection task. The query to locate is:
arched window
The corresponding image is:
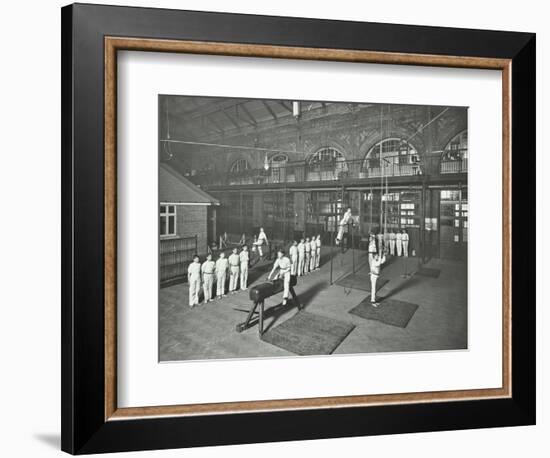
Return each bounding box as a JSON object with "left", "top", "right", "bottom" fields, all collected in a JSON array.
[
  {"left": 228, "top": 158, "right": 252, "bottom": 185},
  {"left": 229, "top": 158, "right": 250, "bottom": 173},
  {"left": 268, "top": 153, "right": 289, "bottom": 183},
  {"left": 441, "top": 131, "right": 468, "bottom": 174},
  {"left": 364, "top": 138, "right": 420, "bottom": 177},
  {"left": 307, "top": 147, "right": 347, "bottom": 181}
]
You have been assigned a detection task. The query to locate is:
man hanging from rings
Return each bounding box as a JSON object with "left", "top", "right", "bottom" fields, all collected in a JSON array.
[{"left": 335, "top": 207, "right": 353, "bottom": 246}]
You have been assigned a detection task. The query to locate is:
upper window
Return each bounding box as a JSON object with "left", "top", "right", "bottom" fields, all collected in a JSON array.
[
  {"left": 441, "top": 131, "right": 468, "bottom": 174},
  {"left": 307, "top": 147, "right": 347, "bottom": 180},
  {"left": 269, "top": 153, "right": 288, "bottom": 168},
  {"left": 308, "top": 147, "right": 346, "bottom": 166},
  {"left": 230, "top": 158, "right": 250, "bottom": 173},
  {"left": 364, "top": 138, "right": 420, "bottom": 176},
  {"left": 445, "top": 130, "right": 468, "bottom": 153},
  {"left": 160, "top": 204, "right": 177, "bottom": 237}
]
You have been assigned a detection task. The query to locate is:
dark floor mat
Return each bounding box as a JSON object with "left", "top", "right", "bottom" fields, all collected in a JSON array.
[
  {"left": 261, "top": 311, "right": 355, "bottom": 356},
  {"left": 349, "top": 298, "right": 419, "bottom": 328},
  {"left": 416, "top": 267, "right": 441, "bottom": 278},
  {"left": 335, "top": 273, "right": 389, "bottom": 292}
]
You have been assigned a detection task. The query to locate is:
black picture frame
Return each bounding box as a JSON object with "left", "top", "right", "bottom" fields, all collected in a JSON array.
[{"left": 61, "top": 3, "right": 535, "bottom": 454}]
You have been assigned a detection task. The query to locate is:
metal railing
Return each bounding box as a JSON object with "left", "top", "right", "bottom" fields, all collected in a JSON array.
[
  {"left": 160, "top": 235, "right": 198, "bottom": 286},
  {"left": 440, "top": 149, "right": 468, "bottom": 174},
  {"left": 189, "top": 156, "right": 425, "bottom": 188}
]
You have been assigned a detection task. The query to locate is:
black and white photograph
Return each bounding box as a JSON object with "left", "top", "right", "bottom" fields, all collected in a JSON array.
[{"left": 158, "top": 96, "right": 468, "bottom": 361}]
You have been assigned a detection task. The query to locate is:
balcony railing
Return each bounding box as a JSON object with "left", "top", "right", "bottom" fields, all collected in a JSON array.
[
  {"left": 440, "top": 149, "right": 468, "bottom": 174},
  {"left": 189, "top": 156, "right": 425, "bottom": 188}
]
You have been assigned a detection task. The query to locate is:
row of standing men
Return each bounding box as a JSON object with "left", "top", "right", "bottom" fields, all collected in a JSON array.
[
  {"left": 187, "top": 233, "right": 323, "bottom": 307},
  {"left": 187, "top": 246, "right": 251, "bottom": 307},
  {"left": 289, "top": 235, "right": 322, "bottom": 276},
  {"left": 372, "top": 229, "right": 410, "bottom": 257}
]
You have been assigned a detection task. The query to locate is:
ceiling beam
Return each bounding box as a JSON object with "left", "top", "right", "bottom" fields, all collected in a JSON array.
[
  {"left": 262, "top": 100, "right": 278, "bottom": 120},
  {"left": 239, "top": 103, "right": 257, "bottom": 126},
  {"left": 220, "top": 107, "right": 242, "bottom": 130},
  {"left": 176, "top": 98, "right": 248, "bottom": 121},
  {"left": 202, "top": 114, "right": 225, "bottom": 136},
  {"left": 277, "top": 101, "right": 293, "bottom": 113}
]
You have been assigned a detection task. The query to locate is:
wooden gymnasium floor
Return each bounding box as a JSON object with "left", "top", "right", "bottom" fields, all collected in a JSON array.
[{"left": 159, "top": 248, "right": 467, "bottom": 361}]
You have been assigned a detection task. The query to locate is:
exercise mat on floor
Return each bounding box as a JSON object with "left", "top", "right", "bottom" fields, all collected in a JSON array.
[
  {"left": 349, "top": 298, "right": 419, "bottom": 328},
  {"left": 261, "top": 311, "right": 355, "bottom": 356},
  {"left": 335, "top": 272, "right": 389, "bottom": 292},
  {"left": 415, "top": 267, "right": 441, "bottom": 278}
]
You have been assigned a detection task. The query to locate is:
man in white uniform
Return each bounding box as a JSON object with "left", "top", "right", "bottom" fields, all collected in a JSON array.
[
  {"left": 187, "top": 254, "right": 201, "bottom": 307},
  {"left": 239, "top": 245, "right": 249, "bottom": 290},
  {"left": 289, "top": 240, "right": 298, "bottom": 276},
  {"left": 267, "top": 249, "right": 292, "bottom": 306},
  {"left": 396, "top": 230, "right": 403, "bottom": 256},
  {"left": 377, "top": 231, "right": 385, "bottom": 256},
  {"left": 401, "top": 229, "right": 409, "bottom": 257},
  {"left": 228, "top": 247, "right": 240, "bottom": 294},
  {"left": 304, "top": 237, "right": 311, "bottom": 275},
  {"left": 201, "top": 253, "right": 216, "bottom": 303},
  {"left": 384, "top": 231, "right": 390, "bottom": 255},
  {"left": 389, "top": 230, "right": 396, "bottom": 256},
  {"left": 315, "top": 235, "right": 321, "bottom": 270},
  {"left": 309, "top": 237, "right": 317, "bottom": 272},
  {"left": 255, "top": 227, "right": 269, "bottom": 257},
  {"left": 370, "top": 252, "right": 386, "bottom": 306},
  {"left": 335, "top": 207, "right": 353, "bottom": 245},
  {"left": 215, "top": 252, "right": 228, "bottom": 298},
  {"left": 368, "top": 232, "right": 378, "bottom": 268},
  {"left": 297, "top": 238, "right": 305, "bottom": 276}
]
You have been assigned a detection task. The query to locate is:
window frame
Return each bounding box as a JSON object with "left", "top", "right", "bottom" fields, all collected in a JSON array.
[{"left": 160, "top": 203, "right": 177, "bottom": 238}]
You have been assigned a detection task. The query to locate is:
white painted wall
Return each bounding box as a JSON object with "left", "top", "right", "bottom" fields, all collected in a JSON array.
[{"left": 0, "top": 1, "right": 545, "bottom": 456}]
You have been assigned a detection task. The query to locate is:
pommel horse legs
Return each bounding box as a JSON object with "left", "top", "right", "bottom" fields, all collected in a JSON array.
[{"left": 236, "top": 281, "right": 301, "bottom": 336}]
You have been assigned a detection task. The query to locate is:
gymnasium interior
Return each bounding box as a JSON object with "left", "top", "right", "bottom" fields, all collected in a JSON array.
[{"left": 158, "top": 95, "right": 468, "bottom": 361}]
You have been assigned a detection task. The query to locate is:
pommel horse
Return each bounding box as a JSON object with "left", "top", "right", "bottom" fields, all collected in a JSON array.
[{"left": 235, "top": 275, "right": 301, "bottom": 336}]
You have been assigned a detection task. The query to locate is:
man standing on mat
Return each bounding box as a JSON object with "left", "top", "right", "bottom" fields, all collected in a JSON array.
[
  {"left": 215, "top": 252, "right": 228, "bottom": 299},
  {"left": 370, "top": 252, "right": 386, "bottom": 307},
  {"left": 239, "top": 245, "right": 249, "bottom": 290},
  {"left": 187, "top": 254, "right": 202, "bottom": 307},
  {"left": 377, "top": 230, "right": 385, "bottom": 256},
  {"left": 297, "top": 238, "right": 305, "bottom": 276},
  {"left": 289, "top": 240, "right": 298, "bottom": 276},
  {"left": 201, "top": 253, "right": 216, "bottom": 303},
  {"left": 228, "top": 247, "right": 240, "bottom": 294},
  {"left": 368, "top": 232, "right": 378, "bottom": 268},
  {"left": 267, "top": 249, "right": 292, "bottom": 306}
]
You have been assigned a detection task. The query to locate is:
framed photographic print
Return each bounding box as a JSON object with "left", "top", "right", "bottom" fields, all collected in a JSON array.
[{"left": 61, "top": 3, "right": 536, "bottom": 454}]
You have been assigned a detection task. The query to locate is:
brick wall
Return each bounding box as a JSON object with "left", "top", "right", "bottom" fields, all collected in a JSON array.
[{"left": 176, "top": 205, "right": 207, "bottom": 255}]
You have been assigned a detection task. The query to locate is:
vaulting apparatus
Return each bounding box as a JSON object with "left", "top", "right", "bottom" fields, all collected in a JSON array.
[{"left": 235, "top": 275, "right": 301, "bottom": 336}]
